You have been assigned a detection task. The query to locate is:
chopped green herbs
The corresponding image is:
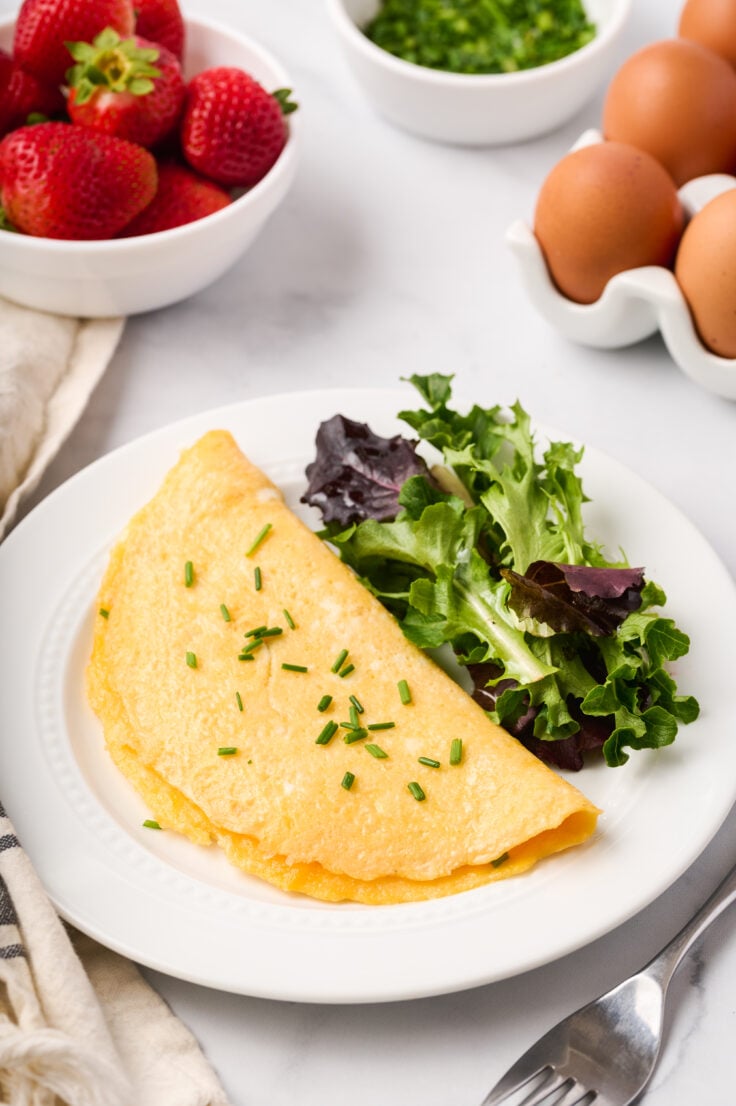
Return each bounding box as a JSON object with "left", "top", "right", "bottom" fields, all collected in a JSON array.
[
  {"left": 349, "top": 695, "right": 364, "bottom": 714},
  {"left": 218, "top": 747, "right": 238, "bottom": 756},
  {"left": 244, "top": 625, "right": 267, "bottom": 638},
  {"left": 365, "top": 743, "right": 388, "bottom": 759},
  {"left": 491, "top": 852, "right": 510, "bottom": 869},
  {"left": 142, "top": 819, "right": 161, "bottom": 829},
  {"left": 331, "top": 648, "right": 349, "bottom": 673},
  {"left": 316, "top": 720, "right": 339, "bottom": 745},
  {"left": 283, "top": 608, "right": 296, "bottom": 629},
  {"left": 398, "top": 679, "right": 411, "bottom": 704},
  {"left": 338, "top": 663, "right": 355, "bottom": 679},
  {"left": 282, "top": 663, "right": 308, "bottom": 672},
  {"left": 184, "top": 560, "right": 194, "bottom": 587},
  {"left": 238, "top": 653, "right": 255, "bottom": 662},
  {"left": 344, "top": 729, "right": 368, "bottom": 744},
  {"left": 254, "top": 566, "right": 262, "bottom": 591},
  {"left": 341, "top": 771, "right": 356, "bottom": 791},
  {"left": 364, "top": 0, "right": 596, "bottom": 76},
  {"left": 317, "top": 694, "right": 333, "bottom": 713},
  {"left": 259, "top": 627, "right": 283, "bottom": 638},
  {"left": 368, "top": 721, "right": 395, "bottom": 731},
  {"left": 418, "top": 756, "right": 440, "bottom": 768},
  {"left": 235, "top": 691, "right": 244, "bottom": 712},
  {"left": 246, "top": 522, "right": 272, "bottom": 556},
  {"left": 450, "top": 738, "right": 463, "bottom": 766},
  {"left": 241, "top": 638, "right": 263, "bottom": 654},
  {"left": 220, "top": 603, "right": 232, "bottom": 622},
  {"left": 99, "top": 607, "right": 109, "bottom": 619},
  {"left": 349, "top": 705, "right": 360, "bottom": 729},
  {"left": 186, "top": 651, "right": 197, "bottom": 669},
  {"left": 407, "top": 782, "right": 426, "bottom": 801}
]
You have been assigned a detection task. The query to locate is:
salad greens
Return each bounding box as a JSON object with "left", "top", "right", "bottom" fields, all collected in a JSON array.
[{"left": 302, "top": 375, "right": 699, "bottom": 770}]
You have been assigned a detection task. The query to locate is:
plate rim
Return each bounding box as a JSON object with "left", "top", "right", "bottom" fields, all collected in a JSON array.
[{"left": 1, "top": 385, "right": 735, "bottom": 1003}]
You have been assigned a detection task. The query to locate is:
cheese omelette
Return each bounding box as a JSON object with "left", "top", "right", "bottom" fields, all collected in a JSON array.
[{"left": 87, "top": 430, "right": 600, "bottom": 904}]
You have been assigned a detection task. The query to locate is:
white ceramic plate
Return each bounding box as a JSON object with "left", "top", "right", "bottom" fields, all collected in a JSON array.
[{"left": 0, "top": 387, "right": 734, "bottom": 1004}]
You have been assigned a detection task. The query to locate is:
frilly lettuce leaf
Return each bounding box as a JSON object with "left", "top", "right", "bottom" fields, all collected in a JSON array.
[{"left": 306, "top": 374, "right": 699, "bottom": 769}]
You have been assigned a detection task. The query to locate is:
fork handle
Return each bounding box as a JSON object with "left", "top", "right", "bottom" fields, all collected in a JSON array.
[{"left": 644, "top": 860, "right": 736, "bottom": 989}]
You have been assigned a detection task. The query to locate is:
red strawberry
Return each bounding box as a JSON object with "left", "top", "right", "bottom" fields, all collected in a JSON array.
[
  {"left": 135, "top": 0, "right": 185, "bottom": 61},
  {"left": 0, "top": 48, "right": 66, "bottom": 138},
  {"left": 0, "top": 122, "right": 157, "bottom": 239},
  {"left": 121, "top": 161, "right": 230, "bottom": 235},
  {"left": 13, "top": 0, "right": 135, "bottom": 86},
  {"left": 67, "top": 29, "right": 185, "bottom": 148},
  {"left": 181, "top": 68, "right": 296, "bottom": 188}
]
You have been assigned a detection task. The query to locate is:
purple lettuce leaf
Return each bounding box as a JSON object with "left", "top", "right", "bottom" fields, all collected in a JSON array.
[
  {"left": 501, "top": 561, "right": 644, "bottom": 637},
  {"left": 467, "top": 661, "right": 610, "bottom": 771},
  {"left": 301, "top": 414, "right": 432, "bottom": 527}
]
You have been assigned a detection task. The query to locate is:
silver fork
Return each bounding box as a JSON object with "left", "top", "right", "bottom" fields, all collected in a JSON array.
[{"left": 483, "top": 860, "right": 736, "bottom": 1106}]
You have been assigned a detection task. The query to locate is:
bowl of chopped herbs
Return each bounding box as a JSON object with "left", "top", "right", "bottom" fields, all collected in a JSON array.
[{"left": 327, "top": 0, "right": 632, "bottom": 145}]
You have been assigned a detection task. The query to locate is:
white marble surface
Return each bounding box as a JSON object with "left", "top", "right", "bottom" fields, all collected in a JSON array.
[{"left": 6, "top": 0, "right": 736, "bottom": 1101}]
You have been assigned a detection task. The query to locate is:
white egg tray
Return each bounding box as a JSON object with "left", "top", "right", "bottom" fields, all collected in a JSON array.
[{"left": 506, "top": 129, "right": 736, "bottom": 401}]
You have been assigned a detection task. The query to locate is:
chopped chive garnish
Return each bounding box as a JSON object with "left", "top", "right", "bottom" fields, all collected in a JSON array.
[
  {"left": 259, "top": 626, "right": 283, "bottom": 638},
  {"left": 349, "top": 695, "right": 364, "bottom": 714},
  {"left": 450, "top": 738, "right": 463, "bottom": 766},
  {"left": 340, "top": 721, "right": 359, "bottom": 731},
  {"left": 242, "top": 638, "right": 263, "bottom": 654},
  {"left": 218, "top": 747, "right": 238, "bottom": 756},
  {"left": 142, "top": 819, "right": 161, "bottom": 829},
  {"left": 283, "top": 608, "right": 295, "bottom": 629},
  {"left": 341, "top": 771, "right": 356, "bottom": 791},
  {"left": 282, "top": 663, "right": 308, "bottom": 672},
  {"left": 317, "top": 694, "right": 333, "bottom": 713},
  {"left": 316, "top": 720, "right": 339, "bottom": 745},
  {"left": 407, "top": 782, "right": 426, "bottom": 801},
  {"left": 238, "top": 653, "right": 255, "bottom": 662},
  {"left": 344, "top": 729, "right": 368, "bottom": 744},
  {"left": 244, "top": 625, "right": 268, "bottom": 638},
  {"left": 331, "top": 648, "right": 349, "bottom": 673},
  {"left": 349, "top": 705, "right": 360, "bottom": 729},
  {"left": 365, "top": 743, "right": 388, "bottom": 759},
  {"left": 254, "top": 566, "right": 262, "bottom": 591},
  {"left": 246, "top": 522, "right": 272, "bottom": 556},
  {"left": 418, "top": 757, "right": 441, "bottom": 768},
  {"left": 491, "top": 852, "right": 510, "bottom": 869},
  {"left": 235, "top": 691, "right": 244, "bottom": 711},
  {"left": 184, "top": 560, "right": 194, "bottom": 587},
  {"left": 368, "top": 721, "right": 395, "bottom": 731},
  {"left": 339, "top": 663, "right": 355, "bottom": 679},
  {"left": 99, "top": 607, "right": 109, "bottom": 619},
  {"left": 186, "top": 651, "right": 197, "bottom": 669},
  {"left": 220, "top": 604, "right": 231, "bottom": 622},
  {"left": 398, "top": 679, "right": 411, "bottom": 704}
]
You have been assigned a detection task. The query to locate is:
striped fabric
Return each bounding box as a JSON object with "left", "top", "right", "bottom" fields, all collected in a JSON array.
[{"left": 0, "top": 804, "right": 26, "bottom": 964}]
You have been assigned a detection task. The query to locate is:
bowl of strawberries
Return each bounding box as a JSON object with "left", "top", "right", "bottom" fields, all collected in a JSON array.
[{"left": 0, "top": 0, "right": 298, "bottom": 316}]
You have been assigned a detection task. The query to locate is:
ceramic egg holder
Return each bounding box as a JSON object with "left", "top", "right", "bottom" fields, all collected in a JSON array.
[{"left": 506, "top": 129, "right": 736, "bottom": 401}]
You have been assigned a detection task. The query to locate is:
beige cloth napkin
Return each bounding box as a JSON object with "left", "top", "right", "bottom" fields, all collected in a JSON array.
[{"left": 0, "top": 300, "right": 231, "bottom": 1106}]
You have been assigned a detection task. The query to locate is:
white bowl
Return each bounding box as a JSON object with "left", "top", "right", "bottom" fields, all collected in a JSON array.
[
  {"left": 0, "top": 15, "right": 298, "bottom": 317},
  {"left": 326, "top": 0, "right": 632, "bottom": 146},
  {"left": 507, "top": 130, "right": 736, "bottom": 400}
]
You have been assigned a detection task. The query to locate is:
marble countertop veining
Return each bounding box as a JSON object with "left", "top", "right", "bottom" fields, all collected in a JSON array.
[{"left": 4, "top": 0, "right": 735, "bottom": 1101}]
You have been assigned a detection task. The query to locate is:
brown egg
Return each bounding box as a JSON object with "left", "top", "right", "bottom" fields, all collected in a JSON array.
[
  {"left": 602, "top": 38, "right": 736, "bottom": 186},
  {"left": 679, "top": 0, "right": 736, "bottom": 68},
  {"left": 533, "top": 141, "right": 685, "bottom": 305},
  {"left": 675, "top": 189, "right": 736, "bottom": 359}
]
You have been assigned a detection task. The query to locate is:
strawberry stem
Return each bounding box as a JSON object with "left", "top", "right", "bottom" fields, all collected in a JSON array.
[{"left": 65, "top": 28, "right": 161, "bottom": 104}]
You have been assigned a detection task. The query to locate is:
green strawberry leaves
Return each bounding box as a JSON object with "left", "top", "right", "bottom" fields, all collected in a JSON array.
[
  {"left": 66, "top": 27, "right": 161, "bottom": 105},
  {"left": 272, "top": 88, "right": 298, "bottom": 115}
]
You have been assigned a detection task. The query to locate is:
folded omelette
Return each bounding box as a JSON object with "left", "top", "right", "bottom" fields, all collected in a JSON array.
[{"left": 87, "top": 430, "right": 600, "bottom": 904}]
